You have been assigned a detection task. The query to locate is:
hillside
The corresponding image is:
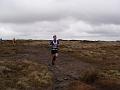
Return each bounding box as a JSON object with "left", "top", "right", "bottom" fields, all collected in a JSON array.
[{"left": 0, "top": 40, "right": 120, "bottom": 90}]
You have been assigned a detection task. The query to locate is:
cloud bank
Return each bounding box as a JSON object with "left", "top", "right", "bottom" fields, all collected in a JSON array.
[{"left": 0, "top": 0, "right": 120, "bottom": 40}]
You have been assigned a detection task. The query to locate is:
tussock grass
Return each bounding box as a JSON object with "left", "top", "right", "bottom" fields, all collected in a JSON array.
[
  {"left": 79, "top": 67, "right": 98, "bottom": 83},
  {"left": 0, "top": 60, "right": 53, "bottom": 90},
  {"left": 60, "top": 41, "right": 120, "bottom": 89}
]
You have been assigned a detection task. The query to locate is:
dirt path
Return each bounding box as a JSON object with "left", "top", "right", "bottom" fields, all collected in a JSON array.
[{"left": 15, "top": 45, "right": 93, "bottom": 90}]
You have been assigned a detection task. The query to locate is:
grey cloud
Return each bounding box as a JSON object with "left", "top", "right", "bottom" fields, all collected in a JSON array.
[
  {"left": 0, "top": 18, "right": 120, "bottom": 40},
  {"left": 0, "top": 0, "right": 120, "bottom": 40},
  {"left": 0, "top": 0, "right": 120, "bottom": 24},
  {"left": 88, "top": 24, "right": 120, "bottom": 36}
]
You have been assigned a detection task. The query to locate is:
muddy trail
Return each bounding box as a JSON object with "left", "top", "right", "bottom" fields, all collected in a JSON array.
[{"left": 6, "top": 44, "right": 94, "bottom": 90}]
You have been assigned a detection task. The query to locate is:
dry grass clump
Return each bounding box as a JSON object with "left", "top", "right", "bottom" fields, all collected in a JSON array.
[
  {"left": 0, "top": 60, "right": 53, "bottom": 90},
  {"left": 79, "top": 67, "right": 98, "bottom": 83},
  {"left": 98, "top": 69, "right": 120, "bottom": 80},
  {"left": 67, "top": 81, "right": 96, "bottom": 90},
  {"left": 0, "top": 43, "right": 16, "bottom": 57},
  {"left": 96, "top": 69, "right": 120, "bottom": 90},
  {"left": 95, "top": 79, "right": 120, "bottom": 90}
]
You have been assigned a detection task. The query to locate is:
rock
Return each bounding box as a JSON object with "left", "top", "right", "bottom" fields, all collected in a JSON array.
[{"left": 64, "top": 77, "right": 68, "bottom": 80}]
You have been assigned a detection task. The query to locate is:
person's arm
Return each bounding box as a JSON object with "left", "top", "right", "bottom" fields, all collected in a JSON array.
[
  {"left": 50, "top": 40, "right": 53, "bottom": 46},
  {"left": 49, "top": 40, "right": 52, "bottom": 50},
  {"left": 57, "top": 40, "right": 59, "bottom": 45}
]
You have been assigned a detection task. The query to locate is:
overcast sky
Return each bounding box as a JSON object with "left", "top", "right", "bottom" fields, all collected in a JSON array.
[{"left": 0, "top": 0, "right": 120, "bottom": 40}]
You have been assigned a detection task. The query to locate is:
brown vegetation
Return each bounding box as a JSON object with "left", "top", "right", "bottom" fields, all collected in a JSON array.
[
  {"left": 67, "top": 81, "right": 96, "bottom": 90},
  {"left": 0, "top": 41, "right": 53, "bottom": 90},
  {"left": 60, "top": 40, "right": 120, "bottom": 90},
  {"left": 0, "top": 60, "right": 53, "bottom": 90},
  {"left": 0, "top": 40, "right": 120, "bottom": 90},
  {"left": 0, "top": 40, "right": 54, "bottom": 90}
]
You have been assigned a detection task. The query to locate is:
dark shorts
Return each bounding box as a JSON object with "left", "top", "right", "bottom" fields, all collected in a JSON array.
[{"left": 51, "top": 50, "right": 58, "bottom": 54}]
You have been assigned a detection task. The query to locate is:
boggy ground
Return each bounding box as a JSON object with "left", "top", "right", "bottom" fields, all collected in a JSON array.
[{"left": 0, "top": 40, "right": 120, "bottom": 90}]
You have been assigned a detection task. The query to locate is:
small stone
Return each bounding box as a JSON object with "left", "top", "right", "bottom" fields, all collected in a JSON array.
[{"left": 64, "top": 77, "right": 68, "bottom": 80}]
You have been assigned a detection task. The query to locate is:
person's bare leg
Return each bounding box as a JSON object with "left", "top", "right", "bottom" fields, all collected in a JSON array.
[
  {"left": 13, "top": 40, "right": 16, "bottom": 46},
  {"left": 52, "top": 54, "right": 56, "bottom": 65}
]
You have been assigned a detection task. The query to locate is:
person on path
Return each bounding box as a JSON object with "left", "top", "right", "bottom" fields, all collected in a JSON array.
[
  {"left": 13, "top": 38, "right": 16, "bottom": 46},
  {"left": 50, "top": 35, "right": 59, "bottom": 65},
  {"left": 0, "top": 38, "right": 2, "bottom": 44}
]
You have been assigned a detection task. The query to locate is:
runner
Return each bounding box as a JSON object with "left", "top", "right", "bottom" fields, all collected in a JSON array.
[
  {"left": 50, "top": 35, "right": 59, "bottom": 65},
  {"left": 13, "top": 38, "right": 16, "bottom": 46},
  {"left": 0, "top": 38, "right": 2, "bottom": 44}
]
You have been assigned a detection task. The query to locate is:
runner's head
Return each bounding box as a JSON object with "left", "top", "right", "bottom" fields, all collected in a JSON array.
[{"left": 53, "top": 35, "right": 57, "bottom": 40}]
